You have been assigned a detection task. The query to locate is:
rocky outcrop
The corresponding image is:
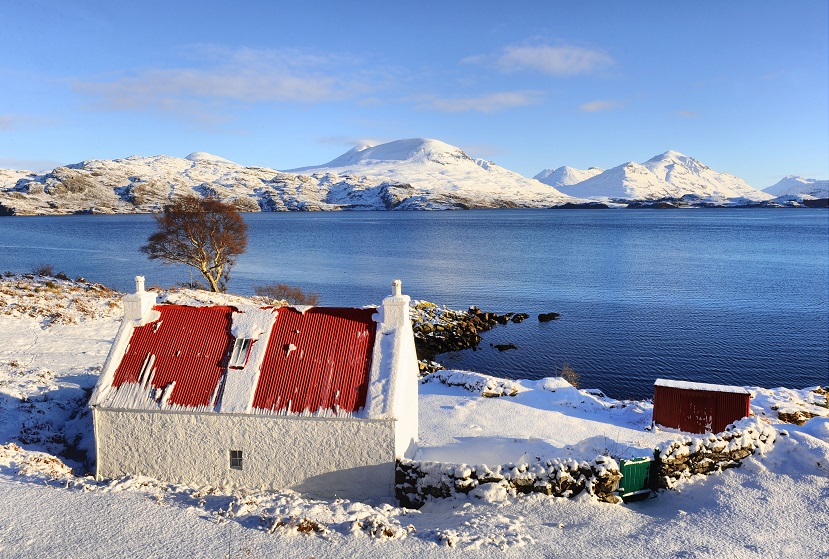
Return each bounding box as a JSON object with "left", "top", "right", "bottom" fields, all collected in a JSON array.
[{"left": 410, "top": 302, "right": 526, "bottom": 361}]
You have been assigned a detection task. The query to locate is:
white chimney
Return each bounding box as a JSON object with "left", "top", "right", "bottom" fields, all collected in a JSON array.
[
  {"left": 381, "top": 279, "right": 410, "bottom": 328},
  {"left": 123, "top": 275, "right": 157, "bottom": 323},
  {"left": 375, "top": 278, "right": 419, "bottom": 459}
]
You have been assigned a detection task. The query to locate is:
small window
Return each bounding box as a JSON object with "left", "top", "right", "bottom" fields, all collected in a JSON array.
[
  {"left": 229, "top": 449, "right": 243, "bottom": 470},
  {"left": 228, "top": 338, "right": 252, "bottom": 368}
]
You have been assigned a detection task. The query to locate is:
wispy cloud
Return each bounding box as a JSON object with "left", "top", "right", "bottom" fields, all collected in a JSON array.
[
  {"left": 677, "top": 110, "right": 698, "bottom": 118},
  {"left": 0, "top": 157, "right": 64, "bottom": 172},
  {"left": 0, "top": 115, "right": 13, "bottom": 130},
  {"left": 316, "top": 135, "right": 385, "bottom": 148},
  {"left": 579, "top": 100, "right": 625, "bottom": 113},
  {"left": 73, "top": 46, "right": 377, "bottom": 120},
  {"left": 415, "top": 91, "right": 543, "bottom": 113},
  {"left": 465, "top": 43, "right": 614, "bottom": 76}
]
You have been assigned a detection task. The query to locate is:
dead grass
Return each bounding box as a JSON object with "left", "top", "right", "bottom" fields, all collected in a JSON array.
[
  {"left": 559, "top": 362, "right": 580, "bottom": 389},
  {"left": 0, "top": 274, "right": 121, "bottom": 325}
]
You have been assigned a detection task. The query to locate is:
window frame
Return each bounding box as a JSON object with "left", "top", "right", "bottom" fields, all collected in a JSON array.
[
  {"left": 229, "top": 449, "right": 243, "bottom": 470},
  {"left": 228, "top": 338, "right": 252, "bottom": 369}
]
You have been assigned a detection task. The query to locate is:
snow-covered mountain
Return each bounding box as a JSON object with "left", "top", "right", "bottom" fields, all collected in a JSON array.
[
  {"left": 290, "top": 138, "right": 576, "bottom": 208},
  {"left": 534, "top": 166, "right": 604, "bottom": 188},
  {"left": 0, "top": 139, "right": 581, "bottom": 215},
  {"left": 763, "top": 176, "right": 829, "bottom": 200},
  {"left": 1, "top": 141, "right": 823, "bottom": 215},
  {"left": 551, "top": 151, "right": 774, "bottom": 204}
]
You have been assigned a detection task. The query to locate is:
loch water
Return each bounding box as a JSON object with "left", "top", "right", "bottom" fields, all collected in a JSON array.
[{"left": 0, "top": 209, "right": 826, "bottom": 399}]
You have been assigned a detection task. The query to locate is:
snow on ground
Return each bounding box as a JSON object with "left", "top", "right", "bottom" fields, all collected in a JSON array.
[{"left": 0, "top": 277, "right": 827, "bottom": 557}]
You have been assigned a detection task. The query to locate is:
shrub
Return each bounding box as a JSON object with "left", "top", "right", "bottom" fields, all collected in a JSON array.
[
  {"left": 254, "top": 283, "right": 320, "bottom": 306},
  {"left": 32, "top": 264, "right": 54, "bottom": 277}
]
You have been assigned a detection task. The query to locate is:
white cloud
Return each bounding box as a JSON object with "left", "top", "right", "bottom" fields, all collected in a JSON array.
[
  {"left": 0, "top": 157, "right": 64, "bottom": 172},
  {"left": 579, "top": 100, "right": 625, "bottom": 113},
  {"left": 467, "top": 43, "right": 614, "bottom": 76},
  {"left": 73, "top": 46, "right": 373, "bottom": 115},
  {"left": 316, "top": 136, "right": 385, "bottom": 148},
  {"left": 416, "top": 91, "right": 543, "bottom": 113},
  {"left": 677, "top": 110, "right": 698, "bottom": 118}
]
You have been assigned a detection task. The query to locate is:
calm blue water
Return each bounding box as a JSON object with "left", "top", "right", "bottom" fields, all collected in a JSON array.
[{"left": 0, "top": 210, "right": 826, "bottom": 399}]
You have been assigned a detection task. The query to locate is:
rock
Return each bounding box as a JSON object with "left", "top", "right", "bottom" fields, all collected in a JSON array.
[
  {"left": 777, "top": 410, "right": 819, "bottom": 425},
  {"left": 538, "top": 312, "right": 560, "bottom": 322},
  {"left": 411, "top": 302, "right": 528, "bottom": 360},
  {"left": 493, "top": 343, "right": 518, "bottom": 352},
  {"left": 511, "top": 313, "right": 529, "bottom": 323}
]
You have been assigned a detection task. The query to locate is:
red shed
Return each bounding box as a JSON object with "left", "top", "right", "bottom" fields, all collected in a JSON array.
[{"left": 652, "top": 378, "right": 750, "bottom": 434}]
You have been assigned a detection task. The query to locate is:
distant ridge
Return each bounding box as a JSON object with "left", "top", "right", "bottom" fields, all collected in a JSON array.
[
  {"left": 763, "top": 176, "right": 829, "bottom": 199},
  {"left": 547, "top": 151, "right": 774, "bottom": 204},
  {"left": 0, "top": 140, "right": 824, "bottom": 215}
]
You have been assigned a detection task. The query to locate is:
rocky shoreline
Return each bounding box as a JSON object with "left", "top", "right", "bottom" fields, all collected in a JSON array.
[{"left": 410, "top": 301, "right": 537, "bottom": 373}]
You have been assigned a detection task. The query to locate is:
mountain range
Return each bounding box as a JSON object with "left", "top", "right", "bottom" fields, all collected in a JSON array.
[{"left": 0, "top": 139, "right": 825, "bottom": 215}]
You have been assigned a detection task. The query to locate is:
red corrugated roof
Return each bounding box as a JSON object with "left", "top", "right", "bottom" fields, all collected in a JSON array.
[
  {"left": 109, "top": 304, "right": 378, "bottom": 414},
  {"left": 253, "top": 307, "right": 377, "bottom": 414},
  {"left": 111, "top": 305, "right": 233, "bottom": 408}
]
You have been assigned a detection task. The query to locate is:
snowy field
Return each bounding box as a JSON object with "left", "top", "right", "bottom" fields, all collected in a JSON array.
[{"left": 1, "top": 275, "right": 827, "bottom": 558}]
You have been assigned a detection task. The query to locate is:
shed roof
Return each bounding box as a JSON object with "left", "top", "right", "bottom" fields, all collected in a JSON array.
[
  {"left": 96, "top": 304, "right": 378, "bottom": 416},
  {"left": 654, "top": 378, "right": 749, "bottom": 395}
]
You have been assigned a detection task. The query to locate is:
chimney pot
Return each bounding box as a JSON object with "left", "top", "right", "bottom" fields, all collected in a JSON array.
[
  {"left": 392, "top": 279, "right": 402, "bottom": 297},
  {"left": 135, "top": 276, "right": 145, "bottom": 293}
]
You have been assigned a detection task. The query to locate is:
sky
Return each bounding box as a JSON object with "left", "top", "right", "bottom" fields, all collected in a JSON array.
[{"left": 0, "top": 0, "right": 827, "bottom": 188}]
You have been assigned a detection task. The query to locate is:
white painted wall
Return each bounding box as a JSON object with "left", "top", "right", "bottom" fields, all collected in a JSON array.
[
  {"left": 94, "top": 409, "right": 397, "bottom": 501},
  {"left": 364, "top": 281, "right": 419, "bottom": 459}
]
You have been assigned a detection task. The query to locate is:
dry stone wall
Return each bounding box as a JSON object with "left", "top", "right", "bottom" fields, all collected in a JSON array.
[
  {"left": 653, "top": 417, "right": 776, "bottom": 488},
  {"left": 398, "top": 417, "right": 777, "bottom": 508},
  {"left": 396, "top": 456, "right": 623, "bottom": 508}
]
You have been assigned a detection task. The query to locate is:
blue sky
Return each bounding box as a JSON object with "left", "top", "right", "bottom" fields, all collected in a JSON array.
[{"left": 1, "top": 0, "right": 827, "bottom": 187}]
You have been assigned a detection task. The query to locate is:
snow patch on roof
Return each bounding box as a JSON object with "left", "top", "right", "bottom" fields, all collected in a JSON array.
[
  {"left": 655, "top": 378, "right": 749, "bottom": 394},
  {"left": 230, "top": 305, "right": 276, "bottom": 340}
]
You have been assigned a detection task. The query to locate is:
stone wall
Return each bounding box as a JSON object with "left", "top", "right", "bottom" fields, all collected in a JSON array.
[
  {"left": 397, "top": 417, "right": 777, "bottom": 508},
  {"left": 396, "top": 455, "right": 622, "bottom": 508},
  {"left": 653, "top": 417, "right": 777, "bottom": 489}
]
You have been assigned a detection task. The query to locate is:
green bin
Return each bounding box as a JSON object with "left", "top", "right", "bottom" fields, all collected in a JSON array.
[{"left": 617, "top": 457, "right": 654, "bottom": 501}]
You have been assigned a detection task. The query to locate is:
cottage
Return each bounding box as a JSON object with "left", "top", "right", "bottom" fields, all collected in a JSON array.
[
  {"left": 652, "top": 378, "right": 750, "bottom": 434},
  {"left": 89, "top": 277, "right": 419, "bottom": 501}
]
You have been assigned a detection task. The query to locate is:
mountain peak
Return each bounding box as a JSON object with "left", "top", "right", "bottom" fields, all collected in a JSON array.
[
  {"left": 185, "top": 152, "right": 236, "bottom": 164},
  {"left": 646, "top": 150, "right": 690, "bottom": 163},
  {"left": 291, "top": 138, "right": 475, "bottom": 172}
]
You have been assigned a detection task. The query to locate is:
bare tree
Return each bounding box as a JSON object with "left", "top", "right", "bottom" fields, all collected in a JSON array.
[{"left": 141, "top": 195, "right": 248, "bottom": 293}]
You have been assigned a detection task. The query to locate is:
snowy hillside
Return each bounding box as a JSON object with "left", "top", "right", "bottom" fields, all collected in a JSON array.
[
  {"left": 764, "top": 175, "right": 829, "bottom": 200},
  {"left": 0, "top": 140, "right": 581, "bottom": 215},
  {"left": 1, "top": 275, "right": 827, "bottom": 557},
  {"left": 290, "top": 138, "right": 578, "bottom": 209},
  {"left": 2, "top": 142, "right": 824, "bottom": 214},
  {"left": 552, "top": 151, "right": 775, "bottom": 205},
  {"left": 0, "top": 152, "right": 416, "bottom": 215}
]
